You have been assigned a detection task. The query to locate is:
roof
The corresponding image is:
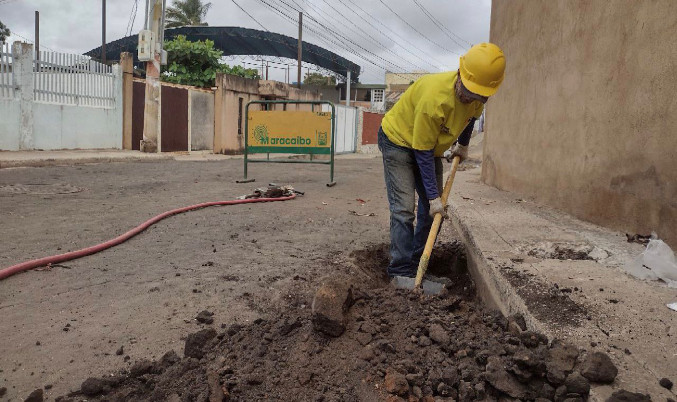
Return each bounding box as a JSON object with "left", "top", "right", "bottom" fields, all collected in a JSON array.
[{"left": 85, "top": 26, "right": 361, "bottom": 82}]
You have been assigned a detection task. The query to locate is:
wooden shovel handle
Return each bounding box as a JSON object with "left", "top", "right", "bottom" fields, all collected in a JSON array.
[{"left": 414, "top": 156, "right": 461, "bottom": 288}]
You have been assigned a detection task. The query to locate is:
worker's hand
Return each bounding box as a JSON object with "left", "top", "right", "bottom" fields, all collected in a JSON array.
[
  {"left": 444, "top": 143, "right": 469, "bottom": 163},
  {"left": 429, "top": 197, "right": 447, "bottom": 218}
]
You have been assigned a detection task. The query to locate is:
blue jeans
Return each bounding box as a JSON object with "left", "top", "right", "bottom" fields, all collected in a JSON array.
[{"left": 378, "top": 127, "right": 443, "bottom": 277}]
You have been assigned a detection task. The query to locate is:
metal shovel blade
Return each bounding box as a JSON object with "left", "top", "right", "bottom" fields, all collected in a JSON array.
[{"left": 391, "top": 276, "right": 446, "bottom": 295}]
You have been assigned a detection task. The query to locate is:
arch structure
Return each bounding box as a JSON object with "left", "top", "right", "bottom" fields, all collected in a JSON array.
[{"left": 85, "top": 26, "right": 360, "bottom": 82}]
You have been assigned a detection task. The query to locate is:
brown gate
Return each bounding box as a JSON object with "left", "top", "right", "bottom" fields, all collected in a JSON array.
[
  {"left": 131, "top": 81, "right": 145, "bottom": 150},
  {"left": 161, "top": 85, "right": 189, "bottom": 152},
  {"left": 131, "top": 81, "right": 189, "bottom": 152}
]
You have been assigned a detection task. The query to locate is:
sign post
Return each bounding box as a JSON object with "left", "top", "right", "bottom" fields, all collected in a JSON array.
[{"left": 239, "top": 100, "right": 337, "bottom": 186}]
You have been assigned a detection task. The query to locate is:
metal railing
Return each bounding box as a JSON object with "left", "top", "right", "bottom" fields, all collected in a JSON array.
[
  {"left": 34, "top": 50, "right": 115, "bottom": 108},
  {"left": 0, "top": 42, "right": 14, "bottom": 99}
]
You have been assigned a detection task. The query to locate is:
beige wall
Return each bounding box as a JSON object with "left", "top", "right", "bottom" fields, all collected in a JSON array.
[
  {"left": 483, "top": 1, "right": 677, "bottom": 246},
  {"left": 213, "top": 74, "right": 322, "bottom": 154},
  {"left": 385, "top": 71, "right": 429, "bottom": 91}
]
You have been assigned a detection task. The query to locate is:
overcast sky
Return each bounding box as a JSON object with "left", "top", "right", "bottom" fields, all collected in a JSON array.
[{"left": 0, "top": 0, "right": 491, "bottom": 83}]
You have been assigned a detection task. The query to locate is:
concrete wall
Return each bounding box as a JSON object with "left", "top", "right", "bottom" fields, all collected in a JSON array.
[
  {"left": 0, "top": 100, "right": 20, "bottom": 150},
  {"left": 189, "top": 90, "right": 214, "bottom": 151},
  {"left": 33, "top": 102, "right": 122, "bottom": 149},
  {"left": 213, "top": 74, "right": 321, "bottom": 154},
  {"left": 484, "top": 1, "right": 677, "bottom": 246}
]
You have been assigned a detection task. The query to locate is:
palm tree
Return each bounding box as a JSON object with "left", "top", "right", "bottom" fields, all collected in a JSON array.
[{"left": 165, "top": 0, "right": 212, "bottom": 28}]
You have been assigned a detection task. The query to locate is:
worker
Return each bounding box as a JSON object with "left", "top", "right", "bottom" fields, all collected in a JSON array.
[{"left": 378, "top": 43, "right": 506, "bottom": 278}]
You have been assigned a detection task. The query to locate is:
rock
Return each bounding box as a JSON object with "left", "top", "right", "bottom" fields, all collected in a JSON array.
[
  {"left": 660, "top": 377, "right": 673, "bottom": 390},
  {"left": 385, "top": 371, "right": 409, "bottom": 396},
  {"left": 24, "top": 389, "right": 43, "bottom": 402},
  {"left": 428, "top": 324, "right": 449, "bottom": 345},
  {"left": 418, "top": 335, "right": 432, "bottom": 347},
  {"left": 580, "top": 352, "right": 618, "bottom": 383},
  {"left": 405, "top": 373, "right": 424, "bottom": 387},
  {"left": 520, "top": 331, "right": 548, "bottom": 348},
  {"left": 160, "top": 350, "right": 181, "bottom": 367},
  {"left": 278, "top": 318, "right": 302, "bottom": 336},
  {"left": 358, "top": 346, "right": 376, "bottom": 361},
  {"left": 0, "top": 387, "right": 6, "bottom": 397},
  {"left": 184, "top": 328, "right": 217, "bottom": 359},
  {"left": 508, "top": 313, "right": 527, "bottom": 331},
  {"left": 196, "top": 310, "right": 214, "bottom": 324},
  {"left": 546, "top": 361, "right": 567, "bottom": 386},
  {"left": 80, "top": 377, "right": 106, "bottom": 396},
  {"left": 549, "top": 339, "right": 579, "bottom": 372},
  {"left": 129, "top": 360, "right": 153, "bottom": 377},
  {"left": 115, "top": 345, "right": 124, "bottom": 356},
  {"left": 605, "top": 390, "right": 651, "bottom": 402},
  {"left": 564, "top": 372, "right": 590, "bottom": 396},
  {"left": 484, "top": 356, "right": 529, "bottom": 399},
  {"left": 311, "top": 280, "right": 354, "bottom": 337}
]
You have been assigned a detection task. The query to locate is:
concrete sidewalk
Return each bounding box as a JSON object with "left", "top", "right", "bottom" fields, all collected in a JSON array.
[
  {"left": 449, "top": 165, "right": 677, "bottom": 401},
  {"left": 0, "top": 149, "right": 381, "bottom": 169},
  {"left": 0, "top": 149, "right": 174, "bottom": 169}
]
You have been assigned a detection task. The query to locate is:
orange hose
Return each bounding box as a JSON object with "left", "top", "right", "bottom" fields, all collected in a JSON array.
[{"left": 0, "top": 195, "right": 296, "bottom": 281}]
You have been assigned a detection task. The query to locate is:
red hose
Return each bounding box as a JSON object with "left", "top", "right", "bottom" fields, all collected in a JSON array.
[{"left": 0, "top": 195, "right": 296, "bottom": 281}]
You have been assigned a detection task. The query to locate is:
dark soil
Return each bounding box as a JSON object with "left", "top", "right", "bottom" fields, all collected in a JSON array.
[{"left": 54, "top": 242, "right": 608, "bottom": 402}]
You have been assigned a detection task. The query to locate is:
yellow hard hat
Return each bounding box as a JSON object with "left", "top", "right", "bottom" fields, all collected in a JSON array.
[{"left": 459, "top": 42, "right": 506, "bottom": 97}]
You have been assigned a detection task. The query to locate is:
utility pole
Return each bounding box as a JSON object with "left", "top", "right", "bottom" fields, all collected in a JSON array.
[
  {"left": 140, "top": 0, "right": 166, "bottom": 152},
  {"left": 102, "top": 0, "right": 106, "bottom": 64},
  {"left": 34, "top": 11, "right": 39, "bottom": 62},
  {"left": 297, "top": 12, "right": 302, "bottom": 88},
  {"left": 346, "top": 70, "right": 351, "bottom": 107}
]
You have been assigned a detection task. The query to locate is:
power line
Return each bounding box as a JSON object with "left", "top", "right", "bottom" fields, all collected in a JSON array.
[
  {"left": 125, "top": 0, "right": 140, "bottom": 37},
  {"left": 9, "top": 29, "right": 57, "bottom": 52},
  {"left": 341, "top": 0, "right": 446, "bottom": 69},
  {"left": 232, "top": 0, "right": 360, "bottom": 81},
  {"left": 376, "top": 0, "right": 460, "bottom": 55},
  {"left": 231, "top": 0, "right": 268, "bottom": 31},
  {"left": 411, "top": 0, "right": 472, "bottom": 48},
  {"left": 295, "top": 0, "right": 427, "bottom": 73},
  {"left": 257, "top": 0, "right": 410, "bottom": 76}
]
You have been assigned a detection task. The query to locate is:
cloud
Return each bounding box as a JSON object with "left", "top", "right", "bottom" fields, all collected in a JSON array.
[{"left": 0, "top": 0, "right": 490, "bottom": 83}]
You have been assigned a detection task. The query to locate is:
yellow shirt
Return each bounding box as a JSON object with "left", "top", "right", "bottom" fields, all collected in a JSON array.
[{"left": 381, "top": 71, "right": 484, "bottom": 156}]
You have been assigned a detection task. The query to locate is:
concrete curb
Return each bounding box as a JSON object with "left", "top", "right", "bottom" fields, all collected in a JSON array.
[{"left": 0, "top": 155, "right": 175, "bottom": 169}]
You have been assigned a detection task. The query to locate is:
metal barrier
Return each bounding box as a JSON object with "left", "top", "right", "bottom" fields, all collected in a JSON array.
[{"left": 239, "top": 100, "right": 337, "bottom": 186}]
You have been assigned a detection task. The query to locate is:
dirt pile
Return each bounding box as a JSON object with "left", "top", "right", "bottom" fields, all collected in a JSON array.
[{"left": 53, "top": 242, "right": 623, "bottom": 401}]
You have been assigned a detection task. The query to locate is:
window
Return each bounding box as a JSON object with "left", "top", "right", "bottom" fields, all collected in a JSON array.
[
  {"left": 238, "top": 97, "right": 243, "bottom": 135},
  {"left": 372, "top": 89, "right": 384, "bottom": 103}
]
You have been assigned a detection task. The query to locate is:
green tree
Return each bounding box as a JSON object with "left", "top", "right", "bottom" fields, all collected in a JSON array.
[
  {"left": 165, "top": 0, "right": 212, "bottom": 28},
  {"left": 303, "top": 72, "right": 336, "bottom": 86},
  {"left": 0, "top": 21, "right": 10, "bottom": 43},
  {"left": 162, "top": 35, "right": 259, "bottom": 87}
]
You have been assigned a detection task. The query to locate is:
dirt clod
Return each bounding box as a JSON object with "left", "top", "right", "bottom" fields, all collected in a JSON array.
[
  {"left": 311, "top": 279, "right": 354, "bottom": 337},
  {"left": 384, "top": 370, "right": 409, "bottom": 396},
  {"left": 24, "top": 388, "right": 43, "bottom": 402},
  {"left": 580, "top": 351, "right": 618, "bottom": 383},
  {"left": 184, "top": 328, "right": 217, "bottom": 359},
  {"left": 606, "top": 389, "right": 652, "bottom": 401},
  {"left": 196, "top": 310, "right": 215, "bottom": 324},
  {"left": 80, "top": 378, "right": 106, "bottom": 396},
  {"left": 659, "top": 377, "right": 673, "bottom": 390}
]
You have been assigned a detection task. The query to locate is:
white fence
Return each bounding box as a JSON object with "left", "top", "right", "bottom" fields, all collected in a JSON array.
[
  {"left": 34, "top": 50, "right": 115, "bottom": 108},
  {"left": 0, "top": 42, "right": 13, "bottom": 99},
  {"left": 0, "top": 42, "right": 122, "bottom": 151},
  {"left": 322, "top": 104, "right": 358, "bottom": 154}
]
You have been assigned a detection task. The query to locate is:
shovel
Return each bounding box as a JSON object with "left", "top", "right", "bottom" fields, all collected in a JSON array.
[{"left": 391, "top": 156, "right": 461, "bottom": 294}]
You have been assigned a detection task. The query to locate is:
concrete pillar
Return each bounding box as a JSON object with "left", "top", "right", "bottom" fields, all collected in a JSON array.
[
  {"left": 120, "top": 52, "right": 133, "bottom": 150},
  {"left": 13, "top": 42, "right": 34, "bottom": 150},
  {"left": 140, "top": 53, "right": 161, "bottom": 152}
]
